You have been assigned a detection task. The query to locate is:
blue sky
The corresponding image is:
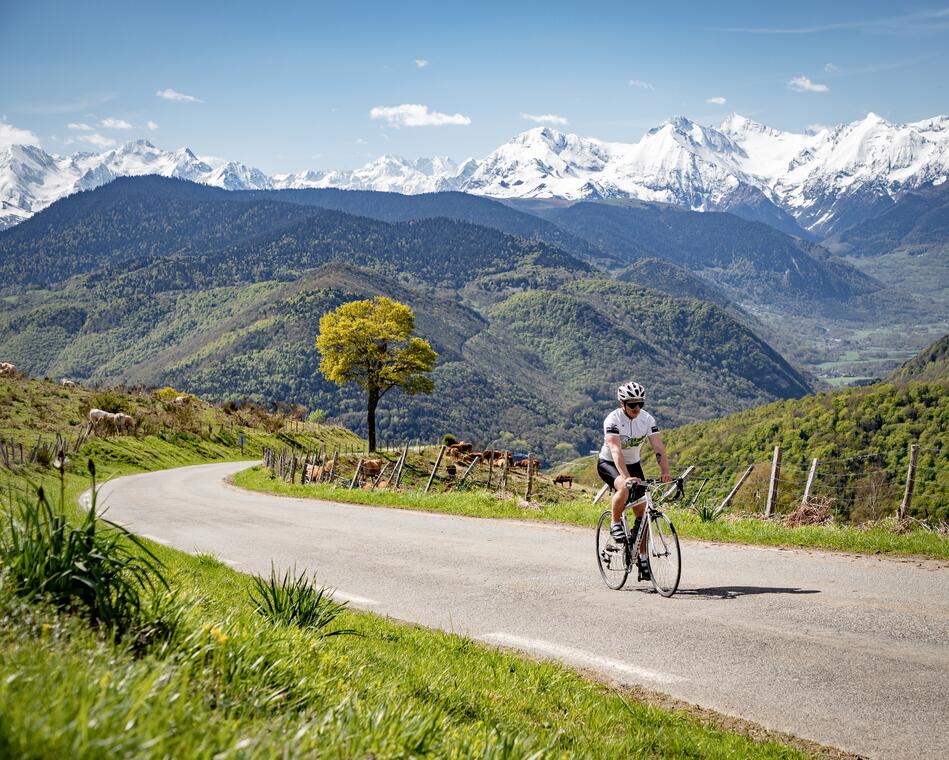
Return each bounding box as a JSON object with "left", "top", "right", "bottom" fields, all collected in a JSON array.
[{"left": 2, "top": 1, "right": 948, "bottom": 173}]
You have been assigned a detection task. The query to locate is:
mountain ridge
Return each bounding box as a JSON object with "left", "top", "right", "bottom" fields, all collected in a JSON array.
[{"left": 4, "top": 112, "right": 948, "bottom": 237}]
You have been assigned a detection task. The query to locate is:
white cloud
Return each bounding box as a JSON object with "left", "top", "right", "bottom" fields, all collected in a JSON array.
[
  {"left": 156, "top": 88, "right": 202, "bottom": 103},
  {"left": 806, "top": 123, "right": 830, "bottom": 134},
  {"left": 414, "top": 59, "right": 429, "bottom": 68},
  {"left": 0, "top": 119, "right": 41, "bottom": 148},
  {"left": 628, "top": 79, "right": 654, "bottom": 90},
  {"left": 824, "top": 63, "right": 839, "bottom": 73},
  {"left": 787, "top": 76, "right": 829, "bottom": 93},
  {"left": 101, "top": 117, "right": 132, "bottom": 129},
  {"left": 521, "top": 112, "right": 568, "bottom": 125},
  {"left": 355, "top": 138, "right": 368, "bottom": 145},
  {"left": 369, "top": 103, "right": 471, "bottom": 127},
  {"left": 79, "top": 132, "right": 116, "bottom": 148},
  {"left": 706, "top": 96, "right": 727, "bottom": 105},
  {"left": 67, "top": 122, "right": 93, "bottom": 131},
  {"left": 146, "top": 120, "right": 159, "bottom": 131}
]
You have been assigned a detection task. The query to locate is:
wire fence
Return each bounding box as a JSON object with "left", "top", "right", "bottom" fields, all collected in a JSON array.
[{"left": 261, "top": 438, "right": 948, "bottom": 526}]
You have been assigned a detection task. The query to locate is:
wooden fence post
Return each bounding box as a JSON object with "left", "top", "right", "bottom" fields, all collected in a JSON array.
[
  {"left": 801, "top": 458, "right": 819, "bottom": 506},
  {"left": 327, "top": 448, "right": 338, "bottom": 483},
  {"left": 899, "top": 443, "right": 919, "bottom": 519},
  {"left": 720, "top": 464, "right": 754, "bottom": 511},
  {"left": 525, "top": 453, "right": 534, "bottom": 500},
  {"left": 499, "top": 452, "right": 509, "bottom": 494},
  {"left": 394, "top": 445, "right": 409, "bottom": 488},
  {"left": 289, "top": 453, "right": 298, "bottom": 483},
  {"left": 425, "top": 445, "right": 447, "bottom": 493},
  {"left": 486, "top": 453, "right": 494, "bottom": 489},
  {"left": 349, "top": 457, "right": 363, "bottom": 489},
  {"left": 459, "top": 454, "right": 481, "bottom": 488},
  {"left": 765, "top": 445, "right": 782, "bottom": 517}
]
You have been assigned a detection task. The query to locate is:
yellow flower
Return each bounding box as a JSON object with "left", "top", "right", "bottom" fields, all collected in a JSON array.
[
  {"left": 99, "top": 673, "right": 111, "bottom": 689},
  {"left": 40, "top": 623, "right": 52, "bottom": 633},
  {"left": 210, "top": 627, "right": 229, "bottom": 645}
]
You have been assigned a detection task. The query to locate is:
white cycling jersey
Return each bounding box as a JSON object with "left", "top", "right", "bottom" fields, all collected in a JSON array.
[{"left": 599, "top": 408, "right": 659, "bottom": 464}]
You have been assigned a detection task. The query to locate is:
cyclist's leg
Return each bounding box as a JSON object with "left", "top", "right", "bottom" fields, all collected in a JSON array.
[
  {"left": 596, "top": 459, "right": 628, "bottom": 522},
  {"left": 626, "top": 462, "right": 648, "bottom": 557}
]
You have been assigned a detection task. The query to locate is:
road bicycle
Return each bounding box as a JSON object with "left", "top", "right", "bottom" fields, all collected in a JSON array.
[{"left": 595, "top": 478, "right": 683, "bottom": 597}]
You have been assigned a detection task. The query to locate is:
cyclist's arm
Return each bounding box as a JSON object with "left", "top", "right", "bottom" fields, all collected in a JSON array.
[
  {"left": 605, "top": 435, "right": 635, "bottom": 482},
  {"left": 648, "top": 432, "right": 672, "bottom": 482}
]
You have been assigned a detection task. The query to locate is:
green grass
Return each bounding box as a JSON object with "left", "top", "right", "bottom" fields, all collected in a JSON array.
[
  {"left": 0, "top": 468, "right": 813, "bottom": 758},
  {"left": 234, "top": 466, "right": 949, "bottom": 560}
]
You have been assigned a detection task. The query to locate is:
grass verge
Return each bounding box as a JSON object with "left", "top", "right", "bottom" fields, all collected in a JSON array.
[
  {"left": 0, "top": 468, "right": 822, "bottom": 758},
  {"left": 234, "top": 465, "right": 949, "bottom": 561}
]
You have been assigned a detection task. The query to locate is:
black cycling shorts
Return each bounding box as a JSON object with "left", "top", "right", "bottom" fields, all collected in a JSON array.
[{"left": 597, "top": 459, "right": 647, "bottom": 501}]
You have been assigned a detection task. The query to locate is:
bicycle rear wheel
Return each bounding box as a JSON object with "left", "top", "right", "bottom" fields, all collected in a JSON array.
[
  {"left": 646, "top": 511, "right": 681, "bottom": 597},
  {"left": 596, "top": 510, "right": 630, "bottom": 590}
]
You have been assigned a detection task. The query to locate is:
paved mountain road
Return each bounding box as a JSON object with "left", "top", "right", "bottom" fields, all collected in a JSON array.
[{"left": 95, "top": 462, "right": 949, "bottom": 759}]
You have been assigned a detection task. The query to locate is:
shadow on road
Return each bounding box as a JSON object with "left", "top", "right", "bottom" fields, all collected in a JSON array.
[{"left": 671, "top": 586, "right": 822, "bottom": 600}]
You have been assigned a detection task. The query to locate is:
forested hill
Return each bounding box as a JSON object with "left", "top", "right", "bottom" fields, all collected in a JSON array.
[
  {"left": 243, "top": 187, "right": 610, "bottom": 266},
  {"left": 0, "top": 176, "right": 814, "bottom": 456},
  {"left": 527, "top": 199, "right": 880, "bottom": 316},
  {"left": 827, "top": 182, "right": 949, "bottom": 257},
  {"left": 887, "top": 334, "right": 949, "bottom": 384}
]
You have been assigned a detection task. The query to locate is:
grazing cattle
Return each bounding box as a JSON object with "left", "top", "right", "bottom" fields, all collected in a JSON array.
[
  {"left": 305, "top": 464, "right": 324, "bottom": 482},
  {"left": 515, "top": 458, "right": 540, "bottom": 469},
  {"left": 0, "top": 362, "right": 16, "bottom": 377},
  {"left": 362, "top": 459, "right": 382, "bottom": 478},
  {"left": 173, "top": 395, "right": 192, "bottom": 407},
  {"left": 113, "top": 413, "right": 136, "bottom": 433},
  {"left": 447, "top": 441, "right": 472, "bottom": 457},
  {"left": 60, "top": 379, "right": 77, "bottom": 388},
  {"left": 553, "top": 474, "right": 574, "bottom": 488},
  {"left": 88, "top": 408, "right": 116, "bottom": 432}
]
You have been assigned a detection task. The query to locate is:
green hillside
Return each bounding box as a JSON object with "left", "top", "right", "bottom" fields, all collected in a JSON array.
[
  {"left": 660, "top": 380, "right": 948, "bottom": 522},
  {"left": 888, "top": 334, "right": 949, "bottom": 384}
]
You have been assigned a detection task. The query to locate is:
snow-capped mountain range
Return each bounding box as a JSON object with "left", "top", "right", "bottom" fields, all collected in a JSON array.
[{"left": 3, "top": 112, "right": 947, "bottom": 238}]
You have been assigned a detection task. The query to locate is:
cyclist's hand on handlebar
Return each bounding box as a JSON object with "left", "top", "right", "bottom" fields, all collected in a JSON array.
[
  {"left": 660, "top": 473, "right": 673, "bottom": 483},
  {"left": 625, "top": 477, "right": 641, "bottom": 489}
]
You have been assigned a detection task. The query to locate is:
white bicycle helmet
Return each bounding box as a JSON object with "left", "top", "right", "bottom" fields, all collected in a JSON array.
[{"left": 617, "top": 381, "right": 645, "bottom": 402}]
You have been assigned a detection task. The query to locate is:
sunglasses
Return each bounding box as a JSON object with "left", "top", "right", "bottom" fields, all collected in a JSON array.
[{"left": 623, "top": 401, "right": 644, "bottom": 410}]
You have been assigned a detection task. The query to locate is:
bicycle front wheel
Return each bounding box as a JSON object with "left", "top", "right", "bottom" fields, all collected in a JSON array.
[
  {"left": 647, "top": 511, "right": 681, "bottom": 597},
  {"left": 596, "top": 510, "right": 630, "bottom": 590}
]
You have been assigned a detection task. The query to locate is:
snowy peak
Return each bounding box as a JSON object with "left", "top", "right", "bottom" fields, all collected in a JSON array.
[{"left": 3, "top": 112, "right": 949, "bottom": 236}]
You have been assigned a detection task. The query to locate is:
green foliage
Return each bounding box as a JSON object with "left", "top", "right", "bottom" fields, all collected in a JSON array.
[
  {"left": 0, "top": 464, "right": 166, "bottom": 636},
  {"left": 317, "top": 296, "right": 437, "bottom": 397},
  {"left": 307, "top": 408, "right": 327, "bottom": 423},
  {"left": 154, "top": 386, "right": 181, "bottom": 401},
  {"left": 442, "top": 433, "right": 458, "bottom": 446},
  {"left": 89, "top": 388, "right": 131, "bottom": 414},
  {"left": 249, "top": 564, "right": 352, "bottom": 636}
]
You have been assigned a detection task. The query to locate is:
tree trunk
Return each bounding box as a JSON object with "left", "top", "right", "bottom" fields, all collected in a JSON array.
[{"left": 367, "top": 387, "right": 379, "bottom": 452}]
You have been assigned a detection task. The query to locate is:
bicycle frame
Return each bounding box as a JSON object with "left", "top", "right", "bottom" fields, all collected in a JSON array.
[{"left": 620, "top": 483, "right": 678, "bottom": 558}]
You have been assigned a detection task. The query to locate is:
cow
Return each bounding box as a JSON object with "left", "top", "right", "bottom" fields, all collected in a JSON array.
[
  {"left": 60, "top": 379, "right": 77, "bottom": 388},
  {"left": 113, "top": 412, "right": 136, "bottom": 433},
  {"left": 0, "top": 362, "right": 16, "bottom": 377},
  {"left": 362, "top": 459, "right": 383, "bottom": 478},
  {"left": 447, "top": 441, "right": 472, "bottom": 457},
  {"left": 88, "top": 408, "right": 117, "bottom": 433},
  {"left": 173, "top": 395, "right": 192, "bottom": 407},
  {"left": 553, "top": 474, "right": 574, "bottom": 488}
]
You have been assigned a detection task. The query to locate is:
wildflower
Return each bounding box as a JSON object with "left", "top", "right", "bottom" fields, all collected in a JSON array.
[{"left": 210, "top": 627, "right": 229, "bottom": 645}]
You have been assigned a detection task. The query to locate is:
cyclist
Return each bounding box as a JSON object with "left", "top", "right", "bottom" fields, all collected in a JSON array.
[{"left": 597, "top": 381, "right": 672, "bottom": 580}]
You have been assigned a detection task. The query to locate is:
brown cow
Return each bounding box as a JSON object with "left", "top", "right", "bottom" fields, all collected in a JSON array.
[{"left": 553, "top": 474, "right": 574, "bottom": 488}]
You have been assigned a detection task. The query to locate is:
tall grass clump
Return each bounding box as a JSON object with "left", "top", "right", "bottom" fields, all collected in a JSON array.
[
  {"left": 249, "top": 564, "right": 353, "bottom": 636},
  {"left": 0, "top": 458, "right": 166, "bottom": 637}
]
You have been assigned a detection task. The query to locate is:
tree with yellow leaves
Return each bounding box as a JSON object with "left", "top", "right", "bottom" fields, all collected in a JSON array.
[{"left": 316, "top": 297, "right": 437, "bottom": 452}]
